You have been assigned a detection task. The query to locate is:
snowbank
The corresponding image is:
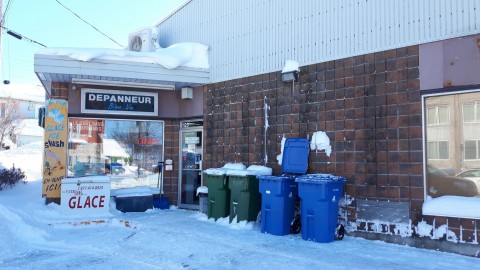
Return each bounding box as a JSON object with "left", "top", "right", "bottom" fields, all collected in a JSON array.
[{"left": 423, "top": 196, "right": 480, "bottom": 218}]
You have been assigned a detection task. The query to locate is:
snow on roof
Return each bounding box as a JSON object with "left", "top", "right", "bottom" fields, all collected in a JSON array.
[
  {"left": 37, "top": 42, "right": 209, "bottom": 70},
  {"left": 0, "top": 84, "right": 45, "bottom": 103},
  {"left": 102, "top": 139, "right": 130, "bottom": 158},
  {"left": 14, "top": 119, "right": 44, "bottom": 137}
]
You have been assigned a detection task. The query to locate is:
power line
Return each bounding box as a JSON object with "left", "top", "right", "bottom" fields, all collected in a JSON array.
[
  {"left": 1, "top": 26, "right": 47, "bottom": 47},
  {"left": 54, "top": 0, "right": 124, "bottom": 48},
  {"left": 2, "top": 0, "right": 15, "bottom": 25}
]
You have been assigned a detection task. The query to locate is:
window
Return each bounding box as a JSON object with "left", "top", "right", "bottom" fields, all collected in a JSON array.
[
  {"left": 68, "top": 118, "right": 164, "bottom": 190},
  {"left": 424, "top": 92, "right": 480, "bottom": 218},
  {"left": 464, "top": 140, "right": 480, "bottom": 160},
  {"left": 463, "top": 102, "right": 480, "bottom": 122},
  {"left": 426, "top": 105, "right": 449, "bottom": 125},
  {"left": 427, "top": 141, "right": 449, "bottom": 159}
]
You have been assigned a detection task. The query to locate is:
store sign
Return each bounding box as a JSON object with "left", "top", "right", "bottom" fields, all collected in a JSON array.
[
  {"left": 185, "top": 137, "right": 200, "bottom": 144},
  {"left": 42, "top": 99, "right": 68, "bottom": 198},
  {"left": 182, "top": 121, "right": 203, "bottom": 128},
  {"left": 61, "top": 176, "right": 110, "bottom": 216},
  {"left": 81, "top": 89, "right": 158, "bottom": 116}
]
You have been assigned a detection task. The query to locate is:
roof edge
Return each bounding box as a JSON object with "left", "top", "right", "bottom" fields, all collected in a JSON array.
[{"left": 153, "top": 0, "right": 192, "bottom": 27}]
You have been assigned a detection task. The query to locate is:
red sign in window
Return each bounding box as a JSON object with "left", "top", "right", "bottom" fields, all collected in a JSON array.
[{"left": 138, "top": 137, "right": 159, "bottom": 145}]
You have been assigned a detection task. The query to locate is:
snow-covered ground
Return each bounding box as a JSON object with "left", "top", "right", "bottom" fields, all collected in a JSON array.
[{"left": 0, "top": 143, "right": 479, "bottom": 269}]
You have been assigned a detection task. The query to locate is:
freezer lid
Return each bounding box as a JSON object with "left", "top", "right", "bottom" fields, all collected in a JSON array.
[{"left": 281, "top": 138, "right": 309, "bottom": 174}]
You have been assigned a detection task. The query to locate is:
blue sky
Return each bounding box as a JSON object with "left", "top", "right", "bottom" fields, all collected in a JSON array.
[{"left": 1, "top": 0, "right": 184, "bottom": 86}]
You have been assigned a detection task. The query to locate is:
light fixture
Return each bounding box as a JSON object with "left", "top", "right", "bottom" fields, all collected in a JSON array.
[
  {"left": 181, "top": 87, "right": 193, "bottom": 99},
  {"left": 71, "top": 78, "right": 176, "bottom": 90},
  {"left": 281, "top": 70, "right": 299, "bottom": 83},
  {"left": 71, "top": 85, "right": 77, "bottom": 91}
]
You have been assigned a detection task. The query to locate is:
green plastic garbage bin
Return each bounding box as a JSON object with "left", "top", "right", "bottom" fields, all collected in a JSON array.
[
  {"left": 204, "top": 173, "right": 230, "bottom": 220},
  {"left": 228, "top": 175, "right": 261, "bottom": 223}
]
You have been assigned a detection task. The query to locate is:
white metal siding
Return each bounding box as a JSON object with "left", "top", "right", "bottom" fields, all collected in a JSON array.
[{"left": 157, "top": 0, "right": 480, "bottom": 83}]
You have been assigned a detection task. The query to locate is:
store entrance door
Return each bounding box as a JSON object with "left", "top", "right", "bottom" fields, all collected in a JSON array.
[{"left": 179, "top": 120, "right": 203, "bottom": 209}]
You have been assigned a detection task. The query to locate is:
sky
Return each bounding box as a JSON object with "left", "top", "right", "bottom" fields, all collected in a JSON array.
[
  {"left": 1, "top": 141, "right": 480, "bottom": 269},
  {"left": 0, "top": 0, "right": 185, "bottom": 86}
]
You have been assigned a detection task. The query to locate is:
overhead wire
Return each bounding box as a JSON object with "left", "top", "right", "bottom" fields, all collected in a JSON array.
[
  {"left": 2, "top": 0, "right": 15, "bottom": 25},
  {"left": 1, "top": 26, "right": 47, "bottom": 47},
  {"left": 54, "top": 0, "right": 124, "bottom": 47},
  {"left": 1, "top": 0, "right": 16, "bottom": 83}
]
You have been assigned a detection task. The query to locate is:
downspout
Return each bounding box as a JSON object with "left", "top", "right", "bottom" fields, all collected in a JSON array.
[{"left": 264, "top": 96, "right": 269, "bottom": 166}]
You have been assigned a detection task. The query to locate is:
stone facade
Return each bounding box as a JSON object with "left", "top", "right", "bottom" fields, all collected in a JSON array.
[
  {"left": 203, "top": 45, "right": 480, "bottom": 253},
  {"left": 162, "top": 119, "right": 180, "bottom": 205}
]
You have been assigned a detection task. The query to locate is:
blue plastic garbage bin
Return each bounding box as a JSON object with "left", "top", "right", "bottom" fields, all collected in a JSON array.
[
  {"left": 258, "top": 176, "right": 297, "bottom": 235},
  {"left": 296, "top": 174, "right": 346, "bottom": 243},
  {"left": 258, "top": 138, "right": 309, "bottom": 236}
]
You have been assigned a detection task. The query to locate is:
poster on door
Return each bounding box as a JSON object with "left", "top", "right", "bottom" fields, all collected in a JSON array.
[{"left": 42, "top": 99, "right": 68, "bottom": 198}]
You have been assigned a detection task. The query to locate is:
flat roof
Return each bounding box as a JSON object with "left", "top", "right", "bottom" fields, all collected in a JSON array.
[{"left": 34, "top": 53, "right": 210, "bottom": 94}]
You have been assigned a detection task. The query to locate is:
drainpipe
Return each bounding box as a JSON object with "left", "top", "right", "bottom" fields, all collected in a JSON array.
[{"left": 264, "top": 96, "right": 269, "bottom": 166}]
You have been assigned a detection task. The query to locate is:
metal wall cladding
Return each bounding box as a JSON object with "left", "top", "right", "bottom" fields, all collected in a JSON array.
[{"left": 157, "top": 0, "right": 480, "bottom": 83}]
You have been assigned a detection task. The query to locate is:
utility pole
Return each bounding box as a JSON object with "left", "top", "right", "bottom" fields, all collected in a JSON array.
[{"left": 0, "top": 0, "right": 3, "bottom": 85}]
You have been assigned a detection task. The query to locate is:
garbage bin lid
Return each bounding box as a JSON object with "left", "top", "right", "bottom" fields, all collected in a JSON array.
[
  {"left": 295, "top": 174, "right": 347, "bottom": 183},
  {"left": 282, "top": 138, "right": 309, "bottom": 174}
]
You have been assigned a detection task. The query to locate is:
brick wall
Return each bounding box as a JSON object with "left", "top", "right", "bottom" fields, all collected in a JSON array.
[
  {"left": 204, "top": 45, "right": 480, "bottom": 246},
  {"left": 162, "top": 119, "right": 180, "bottom": 205},
  {"left": 51, "top": 82, "right": 69, "bottom": 100},
  {"left": 204, "top": 45, "right": 426, "bottom": 231}
]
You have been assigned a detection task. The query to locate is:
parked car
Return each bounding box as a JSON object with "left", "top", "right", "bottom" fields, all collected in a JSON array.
[
  {"left": 427, "top": 165, "right": 479, "bottom": 198},
  {"left": 110, "top": 162, "right": 125, "bottom": 175},
  {"left": 455, "top": 168, "right": 480, "bottom": 192}
]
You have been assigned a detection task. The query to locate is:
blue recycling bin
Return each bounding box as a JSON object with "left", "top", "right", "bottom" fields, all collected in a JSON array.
[
  {"left": 258, "top": 176, "right": 297, "bottom": 235},
  {"left": 296, "top": 174, "right": 346, "bottom": 243},
  {"left": 258, "top": 138, "right": 309, "bottom": 236}
]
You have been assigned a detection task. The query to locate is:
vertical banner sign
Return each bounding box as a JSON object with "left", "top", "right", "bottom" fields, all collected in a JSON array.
[{"left": 42, "top": 100, "right": 68, "bottom": 198}]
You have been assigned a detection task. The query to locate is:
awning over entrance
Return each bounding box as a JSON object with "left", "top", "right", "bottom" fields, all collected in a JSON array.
[{"left": 34, "top": 46, "right": 210, "bottom": 94}]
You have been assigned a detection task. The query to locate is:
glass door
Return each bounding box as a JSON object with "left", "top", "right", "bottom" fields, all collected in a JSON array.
[{"left": 179, "top": 121, "right": 203, "bottom": 209}]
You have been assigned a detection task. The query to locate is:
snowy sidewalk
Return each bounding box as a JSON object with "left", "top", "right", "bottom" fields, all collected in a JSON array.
[{"left": 0, "top": 180, "right": 479, "bottom": 270}]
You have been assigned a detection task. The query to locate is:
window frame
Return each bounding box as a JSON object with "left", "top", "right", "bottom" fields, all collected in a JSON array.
[
  {"left": 426, "top": 105, "right": 450, "bottom": 126},
  {"left": 427, "top": 140, "right": 449, "bottom": 160},
  {"left": 422, "top": 88, "right": 480, "bottom": 219},
  {"left": 67, "top": 117, "right": 165, "bottom": 191}
]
